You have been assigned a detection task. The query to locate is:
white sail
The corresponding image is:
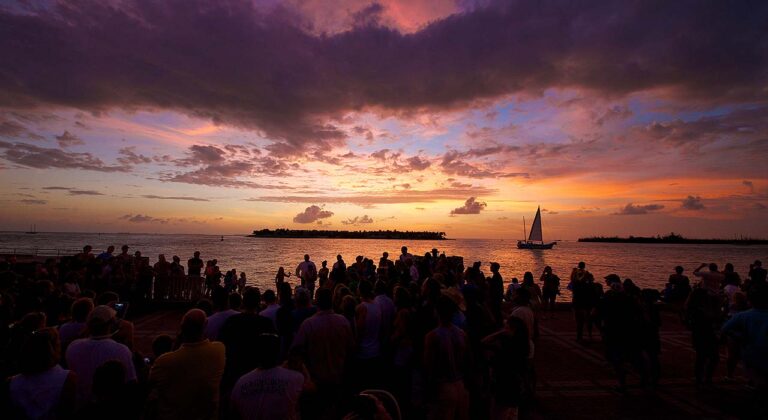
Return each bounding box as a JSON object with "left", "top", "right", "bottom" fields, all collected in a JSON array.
[{"left": 527, "top": 207, "right": 543, "bottom": 242}]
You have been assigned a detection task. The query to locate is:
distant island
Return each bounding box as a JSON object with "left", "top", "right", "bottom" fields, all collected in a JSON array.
[
  {"left": 250, "top": 229, "right": 447, "bottom": 240},
  {"left": 578, "top": 232, "right": 768, "bottom": 245}
]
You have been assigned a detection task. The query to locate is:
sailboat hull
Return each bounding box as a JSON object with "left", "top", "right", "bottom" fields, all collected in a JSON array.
[{"left": 517, "top": 241, "right": 556, "bottom": 249}]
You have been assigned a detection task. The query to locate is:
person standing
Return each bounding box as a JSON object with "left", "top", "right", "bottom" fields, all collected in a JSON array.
[
  {"left": 423, "top": 295, "right": 470, "bottom": 420},
  {"left": 354, "top": 280, "right": 383, "bottom": 391},
  {"left": 693, "top": 263, "right": 724, "bottom": 296},
  {"left": 296, "top": 255, "right": 318, "bottom": 299},
  {"left": 147, "top": 309, "right": 225, "bottom": 420},
  {"left": 230, "top": 334, "right": 305, "bottom": 420},
  {"left": 318, "top": 261, "right": 330, "bottom": 289},
  {"left": 540, "top": 266, "right": 560, "bottom": 312},
  {"left": 570, "top": 262, "right": 596, "bottom": 341}
]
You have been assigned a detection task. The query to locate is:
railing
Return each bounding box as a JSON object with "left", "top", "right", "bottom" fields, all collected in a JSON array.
[{"left": 0, "top": 248, "right": 83, "bottom": 257}]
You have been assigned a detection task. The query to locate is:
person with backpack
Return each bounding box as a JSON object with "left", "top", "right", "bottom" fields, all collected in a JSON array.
[{"left": 296, "top": 254, "right": 318, "bottom": 299}]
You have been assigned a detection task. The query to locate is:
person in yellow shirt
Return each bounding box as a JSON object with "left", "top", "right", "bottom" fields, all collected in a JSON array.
[{"left": 147, "top": 309, "right": 226, "bottom": 420}]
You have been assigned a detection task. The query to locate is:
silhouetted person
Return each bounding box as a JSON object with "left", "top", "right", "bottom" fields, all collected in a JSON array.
[
  {"left": 230, "top": 333, "right": 305, "bottom": 420},
  {"left": 540, "top": 266, "right": 561, "bottom": 312},
  {"left": 147, "top": 309, "right": 225, "bottom": 419},
  {"left": 482, "top": 316, "right": 530, "bottom": 420},
  {"left": 295, "top": 254, "right": 318, "bottom": 299},
  {"left": 570, "top": 262, "right": 596, "bottom": 341},
  {"left": 693, "top": 263, "right": 724, "bottom": 296},
  {"left": 685, "top": 288, "right": 721, "bottom": 387}
]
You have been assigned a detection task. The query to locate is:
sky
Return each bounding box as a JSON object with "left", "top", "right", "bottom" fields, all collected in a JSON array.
[{"left": 0, "top": 0, "right": 766, "bottom": 239}]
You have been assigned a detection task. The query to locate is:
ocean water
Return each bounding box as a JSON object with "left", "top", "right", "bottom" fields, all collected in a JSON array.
[{"left": 1, "top": 232, "right": 766, "bottom": 298}]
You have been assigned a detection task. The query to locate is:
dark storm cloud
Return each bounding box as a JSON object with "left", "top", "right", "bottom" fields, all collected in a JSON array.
[
  {"left": 612, "top": 203, "right": 665, "bottom": 215},
  {"left": 1, "top": 0, "right": 766, "bottom": 152}
]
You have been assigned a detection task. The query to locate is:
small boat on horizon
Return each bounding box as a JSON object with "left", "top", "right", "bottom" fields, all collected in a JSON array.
[
  {"left": 517, "top": 207, "right": 556, "bottom": 250},
  {"left": 25, "top": 224, "right": 38, "bottom": 234}
]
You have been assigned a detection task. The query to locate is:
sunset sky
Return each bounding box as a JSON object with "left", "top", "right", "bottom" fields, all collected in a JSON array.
[{"left": 0, "top": 0, "right": 766, "bottom": 239}]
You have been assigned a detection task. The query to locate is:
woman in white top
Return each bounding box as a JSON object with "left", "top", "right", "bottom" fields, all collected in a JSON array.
[{"left": 9, "top": 328, "right": 76, "bottom": 420}]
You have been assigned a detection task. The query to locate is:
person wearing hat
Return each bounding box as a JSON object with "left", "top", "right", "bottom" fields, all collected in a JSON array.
[{"left": 65, "top": 305, "right": 137, "bottom": 406}]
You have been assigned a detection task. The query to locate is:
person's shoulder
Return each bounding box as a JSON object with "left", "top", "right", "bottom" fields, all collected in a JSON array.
[{"left": 277, "top": 366, "right": 304, "bottom": 382}]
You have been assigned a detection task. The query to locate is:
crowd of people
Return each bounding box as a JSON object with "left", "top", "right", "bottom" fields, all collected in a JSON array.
[{"left": 0, "top": 244, "right": 766, "bottom": 419}]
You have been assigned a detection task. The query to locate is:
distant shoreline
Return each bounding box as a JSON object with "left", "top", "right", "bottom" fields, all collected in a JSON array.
[
  {"left": 250, "top": 229, "right": 447, "bottom": 240},
  {"left": 579, "top": 234, "right": 768, "bottom": 245}
]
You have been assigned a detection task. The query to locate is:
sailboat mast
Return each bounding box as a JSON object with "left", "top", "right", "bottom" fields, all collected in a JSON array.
[{"left": 522, "top": 216, "right": 526, "bottom": 242}]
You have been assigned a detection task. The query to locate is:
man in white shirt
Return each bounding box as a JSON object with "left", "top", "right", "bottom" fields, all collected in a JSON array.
[
  {"left": 65, "top": 305, "right": 137, "bottom": 405},
  {"left": 205, "top": 286, "right": 239, "bottom": 340},
  {"left": 231, "top": 334, "right": 304, "bottom": 420},
  {"left": 399, "top": 246, "right": 413, "bottom": 263}
]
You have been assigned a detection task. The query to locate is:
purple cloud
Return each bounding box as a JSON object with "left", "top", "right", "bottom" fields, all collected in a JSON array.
[
  {"left": 682, "top": 195, "right": 705, "bottom": 210},
  {"left": 120, "top": 214, "right": 168, "bottom": 224},
  {"left": 341, "top": 215, "right": 374, "bottom": 225},
  {"left": 0, "top": 141, "right": 129, "bottom": 172},
  {"left": 293, "top": 205, "right": 334, "bottom": 223},
  {"left": 450, "top": 197, "right": 487, "bottom": 215},
  {"left": 55, "top": 131, "right": 84, "bottom": 147},
  {"left": 612, "top": 203, "right": 665, "bottom": 215},
  {"left": 1, "top": 0, "right": 764, "bottom": 152}
]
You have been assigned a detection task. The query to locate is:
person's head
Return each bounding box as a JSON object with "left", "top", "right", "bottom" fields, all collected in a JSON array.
[
  {"left": 709, "top": 263, "right": 718, "bottom": 272},
  {"left": 754, "top": 260, "right": 763, "bottom": 268},
  {"left": 180, "top": 309, "right": 207, "bottom": 343},
  {"left": 724, "top": 263, "right": 734, "bottom": 273},
  {"left": 263, "top": 289, "right": 277, "bottom": 305},
  {"left": 401, "top": 246, "right": 408, "bottom": 254},
  {"left": 87, "top": 305, "right": 117, "bottom": 336},
  {"left": 356, "top": 255, "right": 363, "bottom": 263},
  {"left": 383, "top": 252, "right": 389, "bottom": 259},
  {"left": 242, "top": 287, "right": 262, "bottom": 311},
  {"left": 229, "top": 293, "right": 242, "bottom": 310},
  {"left": 322, "top": 260, "right": 327, "bottom": 268},
  {"left": 195, "top": 298, "right": 213, "bottom": 316},
  {"left": 490, "top": 262, "right": 500, "bottom": 273},
  {"left": 211, "top": 286, "right": 229, "bottom": 310},
  {"left": 358, "top": 280, "right": 374, "bottom": 299},
  {"left": 19, "top": 328, "right": 60, "bottom": 374},
  {"left": 436, "top": 294, "right": 458, "bottom": 324},
  {"left": 295, "top": 287, "right": 311, "bottom": 307},
  {"left": 337, "top": 254, "right": 343, "bottom": 261},
  {"left": 472, "top": 261, "right": 481, "bottom": 270},
  {"left": 278, "top": 282, "right": 292, "bottom": 304},
  {"left": 394, "top": 286, "right": 411, "bottom": 309},
  {"left": 578, "top": 261, "right": 585, "bottom": 269},
  {"left": 256, "top": 333, "right": 281, "bottom": 369},
  {"left": 604, "top": 274, "right": 621, "bottom": 287},
  {"left": 173, "top": 255, "right": 180, "bottom": 263},
  {"left": 194, "top": 251, "right": 200, "bottom": 258},
  {"left": 341, "top": 295, "right": 357, "bottom": 316},
  {"left": 107, "top": 245, "right": 115, "bottom": 253},
  {"left": 158, "top": 254, "right": 166, "bottom": 263},
  {"left": 544, "top": 266, "right": 552, "bottom": 274},
  {"left": 277, "top": 266, "right": 285, "bottom": 275},
  {"left": 316, "top": 288, "right": 333, "bottom": 311},
  {"left": 523, "top": 271, "right": 534, "bottom": 285},
  {"left": 83, "top": 245, "right": 92, "bottom": 253},
  {"left": 675, "top": 265, "right": 684, "bottom": 275},
  {"left": 511, "top": 277, "right": 519, "bottom": 284},
  {"left": 513, "top": 287, "right": 531, "bottom": 306},
  {"left": 747, "top": 281, "right": 768, "bottom": 309},
  {"left": 71, "top": 297, "right": 94, "bottom": 323},
  {"left": 304, "top": 254, "right": 310, "bottom": 262},
  {"left": 374, "top": 280, "right": 387, "bottom": 296},
  {"left": 152, "top": 334, "right": 173, "bottom": 358},
  {"left": 134, "top": 251, "right": 141, "bottom": 258}
]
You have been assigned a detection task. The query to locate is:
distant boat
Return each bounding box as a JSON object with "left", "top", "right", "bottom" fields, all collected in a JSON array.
[
  {"left": 517, "top": 207, "right": 556, "bottom": 249},
  {"left": 25, "top": 224, "right": 38, "bottom": 234}
]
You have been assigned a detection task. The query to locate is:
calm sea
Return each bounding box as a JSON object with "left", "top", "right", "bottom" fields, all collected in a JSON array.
[{"left": 1, "top": 232, "right": 766, "bottom": 298}]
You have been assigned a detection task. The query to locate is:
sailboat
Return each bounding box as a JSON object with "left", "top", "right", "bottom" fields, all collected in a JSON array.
[{"left": 517, "top": 207, "right": 556, "bottom": 249}]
